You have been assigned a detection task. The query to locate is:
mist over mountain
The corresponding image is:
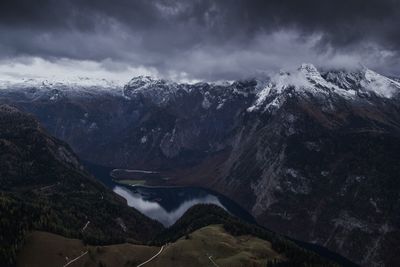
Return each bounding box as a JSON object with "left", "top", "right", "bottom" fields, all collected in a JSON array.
[{"left": 2, "top": 0, "right": 400, "bottom": 81}]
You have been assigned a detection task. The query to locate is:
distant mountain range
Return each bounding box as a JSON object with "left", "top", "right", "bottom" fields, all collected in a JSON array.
[{"left": 1, "top": 64, "right": 400, "bottom": 266}]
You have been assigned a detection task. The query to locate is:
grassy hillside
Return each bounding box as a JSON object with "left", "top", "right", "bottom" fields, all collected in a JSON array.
[
  {"left": 17, "top": 225, "right": 283, "bottom": 267},
  {"left": 17, "top": 231, "right": 159, "bottom": 267},
  {"left": 151, "top": 225, "right": 283, "bottom": 267},
  {"left": 154, "top": 204, "right": 339, "bottom": 267}
]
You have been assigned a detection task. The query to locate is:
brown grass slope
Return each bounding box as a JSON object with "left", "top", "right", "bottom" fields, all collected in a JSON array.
[{"left": 17, "top": 225, "right": 282, "bottom": 267}]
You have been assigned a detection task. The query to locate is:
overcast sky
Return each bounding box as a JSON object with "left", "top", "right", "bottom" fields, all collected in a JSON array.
[{"left": 1, "top": 0, "right": 400, "bottom": 82}]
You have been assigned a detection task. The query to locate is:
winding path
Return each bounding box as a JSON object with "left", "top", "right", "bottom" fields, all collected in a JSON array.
[
  {"left": 81, "top": 221, "right": 90, "bottom": 232},
  {"left": 208, "top": 255, "right": 220, "bottom": 267},
  {"left": 63, "top": 251, "right": 88, "bottom": 267},
  {"left": 136, "top": 245, "right": 165, "bottom": 267}
]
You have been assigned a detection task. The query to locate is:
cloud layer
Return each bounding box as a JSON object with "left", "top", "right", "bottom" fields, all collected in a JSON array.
[{"left": 1, "top": 0, "right": 399, "bottom": 81}]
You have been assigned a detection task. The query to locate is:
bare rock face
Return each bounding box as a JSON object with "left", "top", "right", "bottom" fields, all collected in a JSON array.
[{"left": 1, "top": 65, "right": 400, "bottom": 266}]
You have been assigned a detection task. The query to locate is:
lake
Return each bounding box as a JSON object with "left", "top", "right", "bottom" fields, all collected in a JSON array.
[{"left": 84, "top": 162, "right": 255, "bottom": 227}]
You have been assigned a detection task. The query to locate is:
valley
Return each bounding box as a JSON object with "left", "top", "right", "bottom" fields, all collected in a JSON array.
[
  {"left": 0, "top": 105, "right": 345, "bottom": 266},
  {"left": 2, "top": 63, "right": 400, "bottom": 266}
]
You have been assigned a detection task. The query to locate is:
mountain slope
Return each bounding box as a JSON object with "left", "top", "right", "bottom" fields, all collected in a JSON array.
[
  {"left": 0, "top": 105, "right": 163, "bottom": 266},
  {"left": 215, "top": 93, "right": 400, "bottom": 267}
]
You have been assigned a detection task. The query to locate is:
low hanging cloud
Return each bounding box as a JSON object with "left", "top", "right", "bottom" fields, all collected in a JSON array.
[{"left": 0, "top": 0, "right": 399, "bottom": 81}]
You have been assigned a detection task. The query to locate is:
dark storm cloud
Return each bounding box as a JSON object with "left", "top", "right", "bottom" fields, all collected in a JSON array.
[{"left": 0, "top": 0, "right": 400, "bottom": 80}]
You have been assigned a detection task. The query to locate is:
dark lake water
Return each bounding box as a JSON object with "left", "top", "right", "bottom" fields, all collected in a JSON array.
[{"left": 84, "top": 162, "right": 255, "bottom": 227}]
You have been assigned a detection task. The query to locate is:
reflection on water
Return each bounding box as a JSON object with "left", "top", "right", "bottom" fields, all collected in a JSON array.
[
  {"left": 83, "top": 162, "right": 255, "bottom": 227},
  {"left": 114, "top": 186, "right": 225, "bottom": 226}
]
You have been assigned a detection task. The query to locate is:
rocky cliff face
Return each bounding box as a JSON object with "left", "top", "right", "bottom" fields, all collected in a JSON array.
[
  {"left": 1, "top": 65, "right": 400, "bottom": 266},
  {"left": 218, "top": 94, "right": 400, "bottom": 267}
]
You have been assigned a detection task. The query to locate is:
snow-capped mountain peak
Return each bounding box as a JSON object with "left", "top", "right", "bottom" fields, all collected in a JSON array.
[
  {"left": 361, "top": 68, "right": 400, "bottom": 98},
  {"left": 270, "top": 63, "right": 342, "bottom": 94},
  {"left": 123, "top": 76, "right": 184, "bottom": 105},
  {"left": 248, "top": 64, "right": 400, "bottom": 112},
  {"left": 0, "top": 76, "right": 125, "bottom": 102},
  {"left": 323, "top": 67, "right": 400, "bottom": 98},
  {"left": 248, "top": 63, "right": 345, "bottom": 112},
  {"left": 125, "top": 76, "right": 158, "bottom": 89},
  {"left": 298, "top": 63, "right": 319, "bottom": 74}
]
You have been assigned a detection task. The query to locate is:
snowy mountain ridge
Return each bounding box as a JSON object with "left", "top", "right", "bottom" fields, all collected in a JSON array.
[
  {"left": 248, "top": 63, "right": 400, "bottom": 112},
  {"left": 1, "top": 63, "right": 399, "bottom": 107},
  {"left": 0, "top": 76, "right": 124, "bottom": 93},
  {"left": 124, "top": 64, "right": 400, "bottom": 110}
]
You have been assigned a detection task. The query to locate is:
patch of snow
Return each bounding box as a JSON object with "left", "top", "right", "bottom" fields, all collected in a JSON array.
[
  {"left": 286, "top": 168, "right": 298, "bottom": 178},
  {"left": 88, "top": 122, "right": 98, "bottom": 131},
  {"left": 202, "top": 96, "right": 211, "bottom": 109},
  {"left": 216, "top": 102, "right": 224, "bottom": 110},
  {"left": 369, "top": 198, "right": 381, "bottom": 213},
  {"left": 321, "top": 171, "right": 329, "bottom": 177}
]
